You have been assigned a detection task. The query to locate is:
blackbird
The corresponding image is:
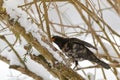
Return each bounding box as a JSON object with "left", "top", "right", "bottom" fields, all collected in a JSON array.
[{"left": 52, "top": 36, "right": 110, "bottom": 69}]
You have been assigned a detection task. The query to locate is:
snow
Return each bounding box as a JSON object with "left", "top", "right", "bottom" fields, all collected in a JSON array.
[
  {"left": 78, "top": 68, "right": 117, "bottom": 80},
  {"left": 32, "top": 30, "right": 63, "bottom": 62},
  {"left": 0, "top": 45, "right": 58, "bottom": 80},
  {"left": 0, "top": 37, "right": 58, "bottom": 80},
  {"left": 3, "top": 0, "right": 63, "bottom": 62},
  {"left": 25, "top": 56, "right": 58, "bottom": 80},
  {"left": 0, "top": 0, "right": 120, "bottom": 80},
  {"left": 0, "top": 44, "right": 58, "bottom": 80},
  {"left": 117, "top": 70, "right": 120, "bottom": 80},
  {"left": 0, "top": 61, "right": 33, "bottom": 80},
  {"left": 2, "top": 0, "right": 62, "bottom": 79},
  {"left": 86, "top": 72, "right": 95, "bottom": 80}
]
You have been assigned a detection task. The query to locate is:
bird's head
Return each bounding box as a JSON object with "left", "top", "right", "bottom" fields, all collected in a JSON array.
[
  {"left": 51, "top": 36, "right": 58, "bottom": 41},
  {"left": 51, "top": 36, "right": 69, "bottom": 49}
]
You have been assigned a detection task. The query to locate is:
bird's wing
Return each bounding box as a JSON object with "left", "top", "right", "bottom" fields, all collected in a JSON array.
[{"left": 70, "top": 38, "right": 97, "bottom": 50}]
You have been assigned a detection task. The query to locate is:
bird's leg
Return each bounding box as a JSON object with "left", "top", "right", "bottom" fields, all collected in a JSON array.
[{"left": 73, "top": 60, "right": 78, "bottom": 70}]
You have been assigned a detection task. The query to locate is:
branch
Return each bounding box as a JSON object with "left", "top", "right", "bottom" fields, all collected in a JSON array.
[
  {"left": 76, "top": 63, "right": 120, "bottom": 70},
  {"left": 1, "top": 1, "right": 84, "bottom": 79},
  {"left": 0, "top": 55, "right": 43, "bottom": 80},
  {"left": 1, "top": 15, "right": 84, "bottom": 80},
  {"left": 0, "top": 35, "right": 27, "bottom": 68}
]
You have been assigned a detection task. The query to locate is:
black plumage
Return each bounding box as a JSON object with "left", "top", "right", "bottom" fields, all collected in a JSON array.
[{"left": 52, "top": 36, "right": 110, "bottom": 69}]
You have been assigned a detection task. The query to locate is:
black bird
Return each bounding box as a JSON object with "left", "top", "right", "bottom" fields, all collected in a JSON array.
[{"left": 52, "top": 36, "right": 110, "bottom": 69}]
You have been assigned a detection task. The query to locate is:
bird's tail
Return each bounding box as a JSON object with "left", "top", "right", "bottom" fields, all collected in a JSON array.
[
  {"left": 86, "top": 48, "right": 111, "bottom": 69},
  {"left": 87, "top": 49, "right": 110, "bottom": 69},
  {"left": 96, "top": 59, "right": 110, "bottom": 69}
]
